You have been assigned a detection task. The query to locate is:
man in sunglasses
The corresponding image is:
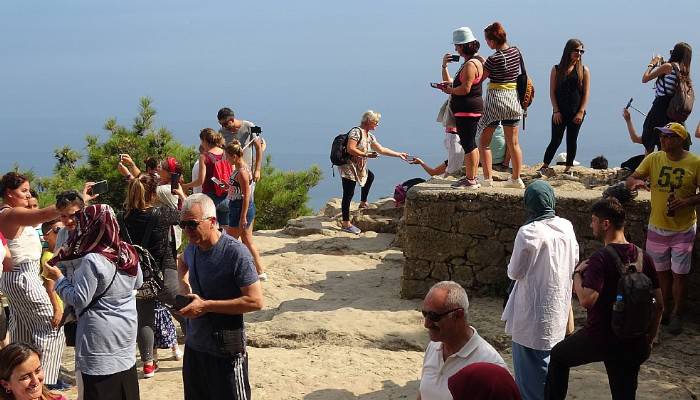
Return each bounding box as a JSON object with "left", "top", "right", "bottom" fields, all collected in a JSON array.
[
  {"left": 176, "top": 193, "right": 263, "bottom": 399},
  {"left": 417, "top": 281, "right": 507, "bottom": 400}
]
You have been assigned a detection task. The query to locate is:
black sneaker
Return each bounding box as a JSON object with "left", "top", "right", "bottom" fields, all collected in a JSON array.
[{"left": 668, "top": 315, "right": 683, "bottom": 335}]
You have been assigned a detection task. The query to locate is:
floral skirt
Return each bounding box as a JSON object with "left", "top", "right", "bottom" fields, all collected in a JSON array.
[{"left": 154, "top": 300, "right": 177, "bottom": 349}]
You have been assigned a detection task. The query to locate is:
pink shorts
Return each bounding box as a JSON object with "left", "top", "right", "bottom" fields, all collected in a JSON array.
[{"left": 645, "top": 224, "right": 696, "bottom": 275}]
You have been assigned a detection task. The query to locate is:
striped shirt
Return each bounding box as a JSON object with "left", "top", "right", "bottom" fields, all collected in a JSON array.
[
  {"left": 654, "top": 67, "right": 678, "bottom": 97},
  {"left": 484, "top": 47, "right": 522, "bottom": 83}
]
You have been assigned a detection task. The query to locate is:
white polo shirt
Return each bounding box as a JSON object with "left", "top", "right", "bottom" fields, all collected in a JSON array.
[{"left": 419, "top": 327, "right": 507, "bottom": 400}]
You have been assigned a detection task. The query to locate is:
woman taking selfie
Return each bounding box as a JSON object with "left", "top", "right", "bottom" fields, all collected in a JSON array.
[
  {"left": 541, "top": 39, "right": 590, "bottom": 174},
  {"left": 0, "top": 172, "right": 93, "bottom": 390},
  {"left": 0, "top": 343, "right": 67, "bottom": 400},
  {"left": 439, "top": 27, "right": 485, "bottom": 189},
  {"left": 641, "top": 42, "right": 693, "bottom": 153}
]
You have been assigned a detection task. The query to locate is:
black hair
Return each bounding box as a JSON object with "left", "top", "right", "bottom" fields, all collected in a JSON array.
[
  {"left": 29, "top": 189, "right": 38, "bottom": 199},
  {"left": 461, "top": 40, "right": 480, "bottom": 57},
  {"left": 144, "top": 157, "right": 159, "bottom": 171},
  {"left": 40, "top": 219, "right": 60, "bottom": 235},
  {"left": 55, "top": 190, "right": 85, "bottom": 210},
  {"left": 590, "top": 155, "right": 608, "bottom": 169},
  {"left": 591, "top": 197, "right": 625, "bottom": 230},
  {"left": 217, "top": 107, "right": 235, "bottom": 121},
  {"left": 0, "top": 172, "right": 28, "bottom": 199}
]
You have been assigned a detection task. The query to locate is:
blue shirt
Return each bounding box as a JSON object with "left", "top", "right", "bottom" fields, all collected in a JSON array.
[
  {"left": 55, "top": 253, "right": 143, "bottom": 375},
  {"left": 183, "top": 232, "right": 259, "bottom": 357}
]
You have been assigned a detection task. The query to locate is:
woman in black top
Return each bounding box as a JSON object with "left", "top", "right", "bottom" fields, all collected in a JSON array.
[
  {"left": 123, "top": 173, "right": 182, "bottom": 378},
  {"left": 542, "top": 39, "right": 590, "bottom": 174}
]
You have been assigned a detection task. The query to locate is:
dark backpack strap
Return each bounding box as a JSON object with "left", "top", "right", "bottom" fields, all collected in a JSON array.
[
  {"left": 77, "top": 264, "right": 118, "bottom": 318},
  {"left": 603, "top": 244, "right": 627, "bottom": 276}
]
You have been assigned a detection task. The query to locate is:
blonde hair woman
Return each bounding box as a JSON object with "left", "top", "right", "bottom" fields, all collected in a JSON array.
[
  {"left": 337, "top": 111, "right": 408, "bottom": 234},
  {"left": 224, "top": 141, "right": 266, "bottom": 281}
]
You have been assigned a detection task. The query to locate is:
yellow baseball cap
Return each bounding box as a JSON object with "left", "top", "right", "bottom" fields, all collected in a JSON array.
[{"left": 655, "top": 122, "right": 689, "bottom": 140}]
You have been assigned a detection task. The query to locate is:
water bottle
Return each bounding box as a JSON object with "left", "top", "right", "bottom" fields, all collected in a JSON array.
[{"left": 613, "top": 294, "right": 625, "bottom": 312}]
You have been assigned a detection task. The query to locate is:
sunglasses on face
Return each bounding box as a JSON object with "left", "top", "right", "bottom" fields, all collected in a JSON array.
[
  {"left": 179, "top": 218, "right": 211, "bottom": 230},
  {"left": 421, "top": 307, "right": 463, "bottom": 322},
  {"left": 572, "top": 49, "right": 585, "bottom": 54}
]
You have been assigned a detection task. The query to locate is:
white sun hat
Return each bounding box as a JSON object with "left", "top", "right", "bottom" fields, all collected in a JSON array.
[
  {"left": 555, "top": 152, "right": 581, "bottom": 166},
  {"left": 453, "top": 27, "right": 476, "bottom": 45}
]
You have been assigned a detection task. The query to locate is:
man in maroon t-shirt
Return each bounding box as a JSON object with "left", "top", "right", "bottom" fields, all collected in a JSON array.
[{"left": 545, "top": 198, "right": 663, "bottom": 400}]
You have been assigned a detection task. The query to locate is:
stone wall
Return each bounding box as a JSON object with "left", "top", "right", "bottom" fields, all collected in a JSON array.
[{"left": 400, "top": 181, "right": 700, "bottom": 305}]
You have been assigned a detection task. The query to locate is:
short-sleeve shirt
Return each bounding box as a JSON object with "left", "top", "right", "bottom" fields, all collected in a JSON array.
[
  {"left": 219, "top": 120, "right": 260, "bottom": 169},
  {"left": 581, "top": 243, "right": 659, "bottom": 339},
  {"left": 183, "top": 233, "right": 259, "bottom": 357},
  {"left": 483, "top": 47, "right": 521, "bottom": 83},
  {"left": 636, "top": 151, "right": 700, "bottom": 231},
  {"left": 338, "top": 127, "right": 376, "bottom": 186},
  {"left": 419, "top": 327, "right": 507, "bottom": 400}
]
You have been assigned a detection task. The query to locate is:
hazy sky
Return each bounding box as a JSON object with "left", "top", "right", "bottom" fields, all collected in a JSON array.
[{"left": 2, "top": 1, "right": 699, "bottom": 206}]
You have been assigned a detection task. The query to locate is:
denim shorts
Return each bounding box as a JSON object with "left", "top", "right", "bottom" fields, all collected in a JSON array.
[
  {"left": 205, "top": 192, "right": 229, "bottom": 226},
  {"left": 228, "top": 199, "right": 256, "bottom": 228}
]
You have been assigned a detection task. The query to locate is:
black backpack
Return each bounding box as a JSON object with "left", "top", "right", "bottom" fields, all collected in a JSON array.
[
  {"left": 330, "top": 127, "right": 359, "bottom": 167},
  {"left": 605, "top": 245, "right": 654, "bottom": 339}
]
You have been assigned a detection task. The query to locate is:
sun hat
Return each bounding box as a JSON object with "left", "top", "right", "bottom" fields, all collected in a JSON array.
[
  {"left": 453, "top": 27, "right": 476, "bottom": 45},
  {"left": 555, "top": 152, "right": 580, "bottom": 166}
]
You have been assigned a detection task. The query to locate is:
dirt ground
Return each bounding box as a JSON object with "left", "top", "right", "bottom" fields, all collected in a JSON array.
[{"left": 57, "top": 226, "right": 699, "bottom": 399}]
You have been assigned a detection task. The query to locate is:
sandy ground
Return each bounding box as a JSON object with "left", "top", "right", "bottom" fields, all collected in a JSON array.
[{"left": 57, "top": 226, "right": 699, "bottom": 399}]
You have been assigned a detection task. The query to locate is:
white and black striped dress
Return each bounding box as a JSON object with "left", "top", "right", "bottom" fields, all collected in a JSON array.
[{"left": 0, "top": 219, "right": 65, "bottom": 385}]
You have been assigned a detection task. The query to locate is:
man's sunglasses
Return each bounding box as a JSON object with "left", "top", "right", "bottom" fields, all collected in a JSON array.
[
  {"left": 179, "top": 218, "right": 211, "bottom": 230},
  {"left": 421, "top": 307, "right": 463, "bottom": 322}
]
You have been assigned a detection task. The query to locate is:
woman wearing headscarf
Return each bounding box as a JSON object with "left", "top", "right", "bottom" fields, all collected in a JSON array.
[
  {"left": 501, "top": 180, "right": 579, "bottom": 400},
  {"left": 448, "top": 362, "right": 521, "bottom": 400},
  {"left": 44, "top": 204, "right": 142, "bottom": 400}
]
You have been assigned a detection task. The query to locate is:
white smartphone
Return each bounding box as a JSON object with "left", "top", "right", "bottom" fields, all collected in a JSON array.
[{"left": 210, "top": 177, "right": 227, "bottom": 189}]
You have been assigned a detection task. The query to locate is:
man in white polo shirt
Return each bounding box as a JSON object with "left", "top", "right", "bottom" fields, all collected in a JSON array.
[{"left": 418, "top": 281, "right": 507, "bottom": 400}]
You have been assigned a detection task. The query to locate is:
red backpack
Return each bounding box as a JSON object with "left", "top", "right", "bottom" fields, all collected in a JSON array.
[{"left": 207, "top": 152, "right": 232, "bottom": 197}]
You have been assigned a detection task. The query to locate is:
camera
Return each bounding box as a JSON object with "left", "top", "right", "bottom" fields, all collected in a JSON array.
[
  {"left": 450, "top": 55, "right": 460, "bottom": 62},
  {"left": 251, "top": 126, "right": 262, "bottom": 134}
]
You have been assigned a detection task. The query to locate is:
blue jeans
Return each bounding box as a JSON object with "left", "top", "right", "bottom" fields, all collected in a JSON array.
[
  {"left": 512, "top": 341, "right": 550, "bottom": 400},
  {"left": 228, "top": 199, "right": 256, "bottom": 228}
]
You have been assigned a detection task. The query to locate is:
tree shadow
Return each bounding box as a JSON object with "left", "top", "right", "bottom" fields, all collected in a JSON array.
[{"left": 303, "top": 379, "right": 420, "bottom": 400}]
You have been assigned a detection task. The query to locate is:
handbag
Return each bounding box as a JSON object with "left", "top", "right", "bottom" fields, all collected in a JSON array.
[
  {"left": 119, "top": 209, "right": 164, "bottom": 300},
  {"left": 60, "top": 268, "right": 118, "bottom": 347},
  {"left": 513, "top": 47, "right": 535, "bottom": 129}
]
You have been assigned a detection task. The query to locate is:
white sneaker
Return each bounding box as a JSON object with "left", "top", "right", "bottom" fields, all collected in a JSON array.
[
  {"left": 172, "top": 346, "right": 183, "bottom": 361},
  {"left": 481, "top": 178, "right": 493, "bottom": 187},
  {"left": 258, "top": 272, "right": 269, "bottom": 282},
  {"left": 504, "top": 177, "right": 525, "bottom": 189}
]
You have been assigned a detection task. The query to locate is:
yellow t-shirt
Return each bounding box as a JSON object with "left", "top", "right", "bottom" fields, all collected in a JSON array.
[{"left": 636, "top": 151, "right": 700, "bottom": 231}]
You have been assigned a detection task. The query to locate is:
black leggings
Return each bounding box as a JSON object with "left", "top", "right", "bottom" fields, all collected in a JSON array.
[
  {"left": 341, "top": 170, "right": 374, "bottom": 222},
  {"left": 543, "top": 115, "right": 583, "bottom": 166},
  {"left": 642, "top": 95, "right": 672, "bottom": 153},
  {"left": 455, "top": 116, "right": 480, "bottom": 154}
]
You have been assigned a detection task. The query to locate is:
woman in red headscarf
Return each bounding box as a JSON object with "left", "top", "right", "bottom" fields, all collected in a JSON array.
[
  {"left": 448, "top": 363, "right": 521, "bottom": 400},
  {"left": 44, "top": 204, "right": 143, "bottom": 399}
]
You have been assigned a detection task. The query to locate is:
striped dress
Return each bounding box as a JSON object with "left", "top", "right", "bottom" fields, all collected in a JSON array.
[
  {"left": 478, "top": 47, "right": 524, "bottom": 134},
  {"left": 0, "top": 215, "right": 65, "bottom": 385}
]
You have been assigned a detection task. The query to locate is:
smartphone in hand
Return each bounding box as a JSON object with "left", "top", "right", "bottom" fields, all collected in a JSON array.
[
  {"left": 210, "top": 177, "right": 228, "bottom": 189},
  {"left": 449, "top": 54, "right": 460, "bottom": 62},
  {"left": 88, "top": 180, "right": 109, "bottom": 196},
  {"left": 172, "top": 294, "right": 194, "bottom": 311},
  {"left": 430, "top": 82, "right": 448, "bottom": 90}
]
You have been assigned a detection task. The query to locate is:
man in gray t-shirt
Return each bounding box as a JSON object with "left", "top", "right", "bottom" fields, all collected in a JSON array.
[
  {"left": 217, "top": 107, "right": 264, "bottom": 182},
  {"left": 177, "top": 194, "right": 263, "bottom": 400}
]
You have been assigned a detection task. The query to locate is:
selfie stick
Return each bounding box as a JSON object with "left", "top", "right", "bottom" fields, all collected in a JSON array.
[{"left": 626, "top": 98, "right": 647, "bottom": 117}]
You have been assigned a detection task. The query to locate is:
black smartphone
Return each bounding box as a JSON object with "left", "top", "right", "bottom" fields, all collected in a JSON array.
[
  {"left": 170, "top": 172, "right": 181, "bottom": 195},
  {"left": 625, "top": 98, "right": 633, "bottom": 110},
  {"left": 430, "top": 82, "right": 448, "bottom": 90},
  {"left": 250, "top": 126, "right": 262, "bottom": 134},
  {"left": 173, "top": 294, "right": 194, "bottom": 311},
  {"left": 89, "top": 180, "right": 108, "bottom": 196},
  {"left": 450, "top": 54, "right": 460, "bottom": 62}
]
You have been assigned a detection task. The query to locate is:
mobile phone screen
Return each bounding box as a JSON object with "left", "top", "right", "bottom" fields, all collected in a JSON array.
[{"left": 90, "top": 180, "right": 108, "bottom": 195}]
